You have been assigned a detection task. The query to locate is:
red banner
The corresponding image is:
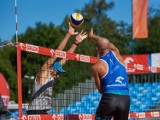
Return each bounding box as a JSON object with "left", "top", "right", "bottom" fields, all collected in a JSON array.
[
  {"left": 123, "top": 54, "right": 149, "bottom": 74},
  {"left": 17, "top": 42, "right": 160, "bottom": 74},
  {"left": 21, "top": 112, "right": 160, "bottom": 120},
  {"left": 132, "top": 0, "right": 148, "bottom": 39}
]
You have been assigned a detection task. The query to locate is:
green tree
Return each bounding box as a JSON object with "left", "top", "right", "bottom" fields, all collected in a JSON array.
[{"left": 0, "top": 46, "right": 17, "bottom": 101}]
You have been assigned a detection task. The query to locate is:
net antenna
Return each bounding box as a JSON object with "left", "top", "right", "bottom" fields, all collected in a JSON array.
[
  {"left": 15, "top": 0, "right": 18, "bottom": 43},
  {"left": 0, "top": 0, "right": 18, "bottom": 48}
]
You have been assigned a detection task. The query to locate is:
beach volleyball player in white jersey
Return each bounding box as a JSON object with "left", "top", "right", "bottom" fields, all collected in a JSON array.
[{"left": 27, "top": 24, "right": 87, "bottom": 114}]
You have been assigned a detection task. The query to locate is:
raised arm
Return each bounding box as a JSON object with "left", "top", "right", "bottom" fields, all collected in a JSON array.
[
  {"left": 88, "top": 28, "right": 103, "bottom": 41},
  {"left": 42, "top": 24, "right": 78, "bottom": 69},
  {"left": 60, "top": 30, "right": 88, "bottom": 66},
  {"left": 57, "top": 24, "right": 78, "bottom": 51},
  {"left": 36, "top": 24, "right": 78, "bottom": 84}
]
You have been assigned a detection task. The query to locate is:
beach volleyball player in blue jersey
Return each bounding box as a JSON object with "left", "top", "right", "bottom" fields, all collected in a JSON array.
[
  {"left": 27, "top": 24, "right": 87, "bottom": 115},
  {"left": 89, "top": 28, "right": 130, "bottom": 120}
]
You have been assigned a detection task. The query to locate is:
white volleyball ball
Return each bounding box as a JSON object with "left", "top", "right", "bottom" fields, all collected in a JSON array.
[{"left": 69, "top": 13, "right": 84, "bottom": 28}]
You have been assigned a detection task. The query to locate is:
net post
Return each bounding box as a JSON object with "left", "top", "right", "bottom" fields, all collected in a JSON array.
[{"left": 17, "top": 42, "right": 23, "bottom": 119}]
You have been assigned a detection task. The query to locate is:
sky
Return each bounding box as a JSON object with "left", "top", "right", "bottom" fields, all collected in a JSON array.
[{"left": 0, "top": 0, "right": 159, "bottom": 41}]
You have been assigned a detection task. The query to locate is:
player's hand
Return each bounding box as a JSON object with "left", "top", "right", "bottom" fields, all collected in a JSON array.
[
  {"left": 74, "top": 30, "right": 88, "bottom": 45},
  {"left": 68, "top": 23, "right": 78, "bottom": 35},
  {"left": 88, "top": 28, "right": 94, "bottom": 39}
]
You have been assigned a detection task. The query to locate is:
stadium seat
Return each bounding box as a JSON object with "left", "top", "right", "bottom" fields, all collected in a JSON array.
[
  {"left": 152, "top": 82, "right": 160, "bottom": 87},
  {"left": 88, "top": 94, "right": 97, "bottom": 101},
  {"left": 92, "top": 100, "right": 99, "bottom": 108},
  {"left": 67, "top": 107, "right": 77, "bottom": 114},
  {"left": 130, "top": 105, "right": 135, "bottom": 112},
  {"left": 11, "top": 109, "right": 26, "bottom": 119},
  {"left": 77, "top": 106, "right": 87, "bottom": 113},
  {"left": 143, "top": 82, "right": 152, "bottom": 87},
  {"left": 88, "top": 107, "right": 96, "bottom": 113},
  {"left": 75, "top": 101, "right": 81, "bottom": 108},
  {"left": 129, "top": 83, "right": 134, "bottom": 88},
  {"left": 156, "top": 92, "right": 160, "bottom": 98},
  {"left": 81, "top": 95, "right": 89, "bottom": 101},
  {"left": 81, "top": 101, "right": 87, "bottom": 107},
  {"left": 60, "top": 107, "right": 69, "bottom": 114},
  {"left": 130, "top": 89, "right": 137, "bottom": 95},
  {"left": 157, "top": 84, "right": 160, "bottom": 89},
  {"left": 146, "top": 92, "right": 154, "bottom": 99},
  {"left": 135, "top": 101, "right": 142, "bottom": 106},
  {"left": 131, "top": 98, "right": 138, "bottom": 103},
  {"left": 140, "top": 97, "right": 146, "bottom": 102},
  {"left": 134, "top": 107, "right": 141, "bottom": 112},
  {"left": 151, "top": 97, "right": 159, "bottom": 105},
  {"left": 144, "top": 86, "right": 152, "bottom": 91},
  {"left": 144, "top": 99, "right": 152, "bottom": 107},
  {"left": 151, "top": 88, "right": 158, "bottom": 94},
  {"left": 140, "top": 104, "right": 148, "bottom": 112},
  {"left": 137, "top": 93, "right": 144, "bottom": 97},
  {"left": 135, "top": 83, "right": 142, "bottom": 88},
  {"left": 48, "top": 108, "right": 55, "bottom": 114},
  {"left": 137, "top": 86, "right": 144, "bottom": 91}
]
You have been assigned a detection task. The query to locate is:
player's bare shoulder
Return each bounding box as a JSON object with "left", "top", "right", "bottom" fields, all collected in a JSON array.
[{"left": 93, "top": 60, "right": 108, "bottom": 78}]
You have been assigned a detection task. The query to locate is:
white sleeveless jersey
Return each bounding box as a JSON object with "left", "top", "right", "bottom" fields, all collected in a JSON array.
[{"left": 28, "top": 76, "right": 54, "bottom": 110}]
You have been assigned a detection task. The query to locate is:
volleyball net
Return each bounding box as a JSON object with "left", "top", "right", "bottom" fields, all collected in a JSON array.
[{"left": 17, "top": 42, "right": 160, "bottom": 120}]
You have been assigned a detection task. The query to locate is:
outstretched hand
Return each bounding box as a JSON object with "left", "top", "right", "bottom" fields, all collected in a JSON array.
[
  {"left": 75, "top": 30, "right": 88, "bottom": 45},
  {"left": 68, "top": 23, "right": 78, "bottom": 35},
  {"left": 88, "top": 28, "right": 94, "bottom": 39}
]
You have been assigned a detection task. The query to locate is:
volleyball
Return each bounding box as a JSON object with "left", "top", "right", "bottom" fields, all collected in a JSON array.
[{"left": 69, "top": 13, "right": 84, "bottom": 28}]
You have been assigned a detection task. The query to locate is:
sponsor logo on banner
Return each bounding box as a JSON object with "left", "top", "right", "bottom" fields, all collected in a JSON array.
[
  {"left": 79, "top": 114, "right": 92, "bottom": 120},
  {"left": 76, "top": 54, "right": 80, "bottom": 61},
  {"left": 52, "top": 114, "right": 64, "bottom": 120},
  {"left": 55, "top": 50, "right": 66, "bottom": 58},
  {"left": 124, "top": 57, "right": 135, "bottom": 72},
  {"left": 26, "top": 44, "right": 39, "bottom": 53},
  {"left": 123, "top": 54, "right": 149, "bottom": 74},
  {"left": 22, "top": 115, "right": 27, "bottom": 120},
  {"left": 28, "top": 115, "right": 41, "bottom": 120},
  {"left": 134, "top": 64, "right": 143, "bottom": 70},
  {"left": 50, "top": 49, "right": 55, "bottom": 56},
  {"left": 80, "top": 55, "right": 90, "bottom": 63},
  {"left": 20, "top": 43, "right": 25, "bottom": 50},
  {"left": 136, "top": 112, "right": 145, "bottom": 118},
  {"left": 150, "top": 67, "right": 157, "bottom": 73},
  {"left": 151, "top": 112, "right": 160, "bottom": 117},
  {"left": 1, "top": 95, "right": 9, "bottom": 108}
]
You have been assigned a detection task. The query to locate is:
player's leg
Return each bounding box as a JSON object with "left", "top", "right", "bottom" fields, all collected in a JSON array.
[
  {"left": 95, "top": 94, "right": 116, "bottom": 120},
  {"left": 114, "top": 95, "right": 130, "bottom": 120}
]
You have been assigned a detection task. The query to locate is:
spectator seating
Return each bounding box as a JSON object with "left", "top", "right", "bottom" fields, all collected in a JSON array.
[{"left": 60, "top": 82, "right": 160, "bottom": 114}]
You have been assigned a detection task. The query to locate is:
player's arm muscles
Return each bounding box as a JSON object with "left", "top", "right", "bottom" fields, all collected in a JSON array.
[
  {"left": 35, "top": 56, "right": 56, "bottom": 84},
  {"left": 36, "top": 33, "right": 72, "bottom": 84},
  {"left": 110, "top": 43, "right": 124, "bottom": 64},
  {"left": 109, "top": 43, "right": 120, "bottom": 53},
  {"left": 91, "top": 64, "right": 103, "bottom": 94}
]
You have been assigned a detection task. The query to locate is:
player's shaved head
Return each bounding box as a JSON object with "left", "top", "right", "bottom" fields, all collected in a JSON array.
[{"left": 96, "top": 38, "right": 110, "bottom": 50}]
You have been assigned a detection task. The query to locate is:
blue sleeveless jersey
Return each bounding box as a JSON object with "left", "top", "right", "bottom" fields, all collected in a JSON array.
[{"left": 99, "top": 50, "right": 129, "bottom": 95}]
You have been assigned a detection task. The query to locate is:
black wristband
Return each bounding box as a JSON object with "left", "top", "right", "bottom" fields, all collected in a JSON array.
[{"left": 73, "top": 42, "right": 78, "bottom": 46}]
